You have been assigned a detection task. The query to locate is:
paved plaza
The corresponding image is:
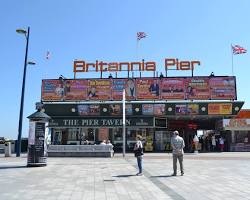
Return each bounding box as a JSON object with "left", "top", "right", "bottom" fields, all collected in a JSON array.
[{"left": 1, "top": 152, "right": 250, "bottom": 200}]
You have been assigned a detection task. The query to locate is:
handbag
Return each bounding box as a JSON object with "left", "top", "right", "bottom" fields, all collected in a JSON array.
[{"left": 134, "top": 147, "right": 144, "bottom": 157}]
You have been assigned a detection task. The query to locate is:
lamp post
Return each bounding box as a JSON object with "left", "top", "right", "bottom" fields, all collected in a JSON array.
[{"left": 16, "top": 27, "right": 31, "bottom": 157}]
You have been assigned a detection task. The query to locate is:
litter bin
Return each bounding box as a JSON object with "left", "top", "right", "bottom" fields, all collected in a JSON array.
[
  {"left": 5, "top": 141, "right": 11, "bottom": 157},
  {"left": 27, "top": 109, "right": 51, "bottom": 167}
]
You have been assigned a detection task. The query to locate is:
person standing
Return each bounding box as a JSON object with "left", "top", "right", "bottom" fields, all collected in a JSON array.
[
  {"left": 211, "top": 135, "right": 216, "bottom": 151},
  {"left": 171, "top": 130, "right": 185, "bottom": 176},
  {"left": 134, "top": 135, "right": 144, "bottom": 176},
  {"left": 219, "top": 136, "right": 225, "bottom": 152}
]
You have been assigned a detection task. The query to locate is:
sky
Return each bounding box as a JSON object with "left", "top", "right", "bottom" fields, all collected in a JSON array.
[{"left": 0, "top": 0, "right": 249, "bottom": 139}]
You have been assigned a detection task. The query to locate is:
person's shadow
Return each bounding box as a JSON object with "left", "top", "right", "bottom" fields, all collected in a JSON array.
[
  {"left": 150, "top": 175, "right": 173, "bottom": 178},
  {"left": 0, "top": 165, "right": 27, "bottom": 170}
]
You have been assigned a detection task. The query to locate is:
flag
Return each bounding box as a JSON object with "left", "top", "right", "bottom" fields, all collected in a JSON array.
[
  {"left": 232, "top": 45, "right": 247, "bottom": 55},
  {"left": 46, "top": 51, "right": 51, "bottom": 59},
  {"left": 137, "top": 32, "right": 147, "bottom": 40}
]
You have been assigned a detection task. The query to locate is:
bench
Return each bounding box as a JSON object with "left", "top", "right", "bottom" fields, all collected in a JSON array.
[{"left": 47, "top": 145, "right": 114, "bottom": 157}]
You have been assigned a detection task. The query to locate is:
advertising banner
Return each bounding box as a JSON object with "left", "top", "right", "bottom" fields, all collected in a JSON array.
[
  {"left": 187, "top": 104, "right": 199, "bottom": 115},
  {"left": 185, "top": 77, "right": 210, "bottom": 100},
  {"left": 64, "top": 80, "right": 88, "bottom": 100},
  {"left": 112, "top": 79, "right": 136, "bottom": 100},
  {"left": 154, "top": 104, "right": 166, "bottom": 115},
  {"left": 136, "top": 78, "right": 160, "bottom": 100},
  {"left": 161, "top": 78, "right": 185, "bottom": 99},
  {"left": 109, "top": 104, "right": 122, "bottom": 115},
  {"left": 42, "top": 80, "right": 63, "bottom": 101},
  {"left": 208, "top": 103, "right": 232, "bottom": 115},
  {"left": 88, "top": 79, "right": 112, "bottom": 100},
  {"left": 126, "top": 104, "right": 133, "bottom": 115},
  {"left": 142, "top": 104, "right": 154, "bottom": 115},
  {"left": 210, "top": 77, "right": 236, "bottom": 100},
  {"left": 175, "top": 104, "right": 187, "bottom": 115}
]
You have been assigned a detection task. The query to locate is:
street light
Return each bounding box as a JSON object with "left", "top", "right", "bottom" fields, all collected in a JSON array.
[{"left": 16, "top": 27, "right": 33, "bottom": 157}]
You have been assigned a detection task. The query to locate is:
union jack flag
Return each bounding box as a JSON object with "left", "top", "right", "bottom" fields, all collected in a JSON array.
[
  {"left": 232, "top": 45, "right": 247, "bottom": 55},
  {"left": 137, "top": 32, "right": 147, "bottom": 40}
]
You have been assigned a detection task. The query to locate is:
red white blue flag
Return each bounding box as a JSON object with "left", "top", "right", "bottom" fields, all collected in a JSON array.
[
  {"left": 137, "top": 32, "right": 147, "bottom": 40},
  {"left": 232, "top": 45, "right": 247, "bottom": 54}
]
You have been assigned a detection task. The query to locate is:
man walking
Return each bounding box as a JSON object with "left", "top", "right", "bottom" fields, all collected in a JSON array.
[{"left": 171, "top": 130, "right": 185, "bottom": 176}]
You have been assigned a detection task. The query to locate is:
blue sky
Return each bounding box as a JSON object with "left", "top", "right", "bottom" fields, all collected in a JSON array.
[{"left": 0, "top": 0, "right": 249, "bottom": 139}]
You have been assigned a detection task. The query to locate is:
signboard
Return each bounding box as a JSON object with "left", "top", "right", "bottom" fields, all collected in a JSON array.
[
  {"left": 210, "top": 77, "right": 236, "bottom": 100},
  {"left": 136, "top": 78, "right": 160, "bottom": 100},
  {"left": 154, "top": 104, "right": 166, "bottom": 115},
  {"left": 112, "top": 79, "right": 136, "bottom": 100},
  {"left": 161, "top": 78, "right": 185, "bottom": 99},
  {"left": 49, "top": 117, "right": 154, "bottom": 127},
  {"left": 27, "top": 122, "right": 47, "bottom": 165},
  {"left": 185, "top": 77, "right": 210, "bottom": 100},
  {"left": 142, "top": 104, "right": 154, "bottom": 115},
  {"left": 208, "top": 103, "right": 232, "bottom": 115},
  {"left": 88, "top": 79, "right": 111, "bottom": 100},
  {"left": 223, "top": 119, "right": 250, "bottom": 130},
  {"left": 42, "top": 76, "right": 237, "bottom": 101}
]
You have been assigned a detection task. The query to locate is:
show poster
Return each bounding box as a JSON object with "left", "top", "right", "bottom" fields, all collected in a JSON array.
[
  {"left": 136, "top": 78, "right": 160, "bottom": 100},
  {"left": 125, "top": 104, "right": 133, "bottom": 115},
  {"left": 109, "top": 104, "right": 122, "bottom": 115},
  {"left": 154, "top": 104, "right": 166, "bottom": 115},
  {"left": 77, "top": 105, "right": 89, "bottom": 116},
  {"left": 175, "top": 104, "right": 187, "bottom": 115},
  {"left": 64, "top": 80, "right": 88, "bottom": 100},
  {"left": 208, "top": 103, "right": 232, "bottom": 115},
  {"left": 187, "top": 104, "right": 199, "bottom": 115},
  {"left": 88, "top": 79, "right": 112, "bottom": 100},
  {"left": 142, "top": 104, "right": 154, "bottom": 115},
  {"left": 88, "top": 104, "right": 101, "bottom": 115},
  {"left": 209, "top": 77, "right": 236, "bottom": 100},
  {"left": 161, "top": 78, "right": 185, "bottom": 99},
  {"left": 185, "top": 77, "right": 210, "bottom": 100},
  {"left": 42, "top": 80, "right": 63, "bottom": 101},
  {"left": 112, "top": 79, "right": 136, "bottom": 100}
]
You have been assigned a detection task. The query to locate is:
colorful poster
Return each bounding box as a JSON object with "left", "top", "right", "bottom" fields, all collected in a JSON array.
[
  {"left": 161, "top": 78, "right": 185, "bottom": 99},
  {"left": 126, "top": 104, "right": 133, "bottom": 115},
  {"left": 88, "top": 105, "right": 100, "bottom": 115},
  {"left": 64, "top": 80, "right": 88, "bottom": 100},
  {"left": 109, "top": 104, "right": 122, "bottom": 115},
  {"left": 187, "top": 104, "right": 199, "bottom": 115},
  {"left": 185, "top": 77, "right": 210, "bottom": 100},
  {"left": 136, "top": 78, "right": 160, "bottom": 100},
  {"left": 154, "top": 104, "right": 166, "bottom": 115},
  {"left": 208, "top": 103, "right": 232, "bottom": 115},
  {"left": 210, "top": 77, "right": 236, "bottom": 100},
  {"left": 88, "top": 79, "right": 112, "bottom": 100},
  {"left": 42, "top": 80, "right": 63, "bottom": 101},
  {"left": 142, "top": 104, "right": 154, "bottom": 115},
  {"left": 77, "top": 105, "right": 89, "bottom": 116},
  {"left": 175, "top": 104, "right": 187, "bottom": 115},
  {"left": 112, "top": 79, "right": 136, "bottom": 100}
]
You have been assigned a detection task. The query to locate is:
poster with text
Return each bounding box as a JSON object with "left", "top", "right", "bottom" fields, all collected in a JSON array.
[
  {"left": 112, "top": 79, "right": 136, "bottom": 100},
  {"left": 175, "top": 104, "right": 187, "bottom": 115},
  {"left": 136, "top": 78, "right": 160, "bottom": 100},
  {"left": 209, "top": 77, "right": 236, "bottom": 100},
  {"left": 142, "top": 104, "right": 154, "bottom": 115},
  {"left": 88, "top": 79, "right": 112, "bottom": 100},
  {"left": 208, "top": 103, "right": 232, "bottom": 115},
  {"left": 78, "top": 105, "right": 89, "bottom": 116},
  {"left": 126, "top": 104, "right": 133, "bottom": 115},
  {"left": 187, "top": 104, "right": 199, "bottom": 115},
  {"left": 154, "top": 104, "right": 166, "bottom": 115},
  {"left": 109, "top": 104, "right": 122, "bottom": 115},
  {"left": 161, "top": 78, "right": 185, "bottom": 100},
  {"left": 185, "top": 77, "right": 210, "bottom": 100},
  {"left": 64, "top": 80, "right": 88, "bottom": 100},
  {"left": 42, "top": 80, "right": 63, "bottom": 101},
  {"left": 88, "top": 104, "right": 100, "bottom": 115}
]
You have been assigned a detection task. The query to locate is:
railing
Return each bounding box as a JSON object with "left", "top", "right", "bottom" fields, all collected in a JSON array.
[{"left": 47, "top": 145, "right": 114, "bottom": 157}]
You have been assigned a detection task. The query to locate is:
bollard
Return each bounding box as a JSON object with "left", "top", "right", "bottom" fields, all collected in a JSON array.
[{"left": 5, "top": 141, "right": 11, "bottom": 157}]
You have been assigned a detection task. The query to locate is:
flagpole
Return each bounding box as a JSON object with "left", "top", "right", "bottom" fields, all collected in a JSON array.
[
  {"left": 122, "top": 89, "right": 126, "bottom": 157},
  {"left": 231, "top": 44, "right": 234, "bottom": 76}
]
